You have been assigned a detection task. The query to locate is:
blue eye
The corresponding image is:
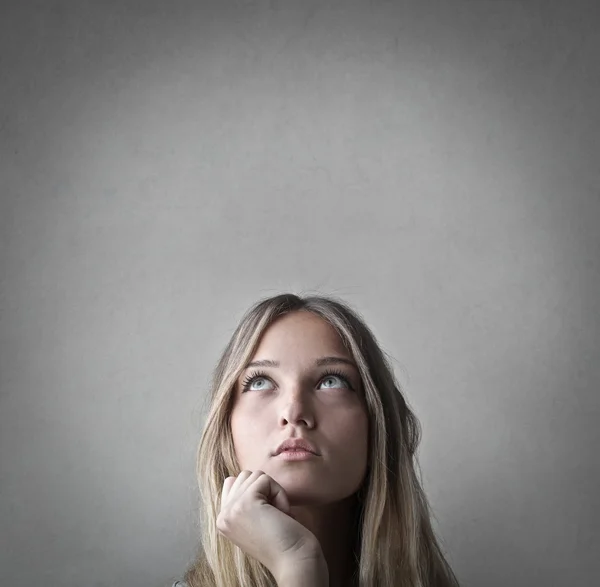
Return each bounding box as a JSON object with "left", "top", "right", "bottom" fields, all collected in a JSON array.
[
  {"left": 240, "top": 369, "right": 354, "bottom": 393},
  {"left": 241, "top": 372, "right": 273, "bottom": 392},
  {"left": 320, "top": 374, "right": 347, "bottom": 389}
]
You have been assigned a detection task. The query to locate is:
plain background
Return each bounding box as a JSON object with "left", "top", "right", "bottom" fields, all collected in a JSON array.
[{"left": 1, "top": 1, "right": 599, "bottom": 586}]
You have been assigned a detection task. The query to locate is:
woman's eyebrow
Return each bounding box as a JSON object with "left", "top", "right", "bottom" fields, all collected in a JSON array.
[{"left": 245, "top": 356, "right": 357, "bottom": 370}]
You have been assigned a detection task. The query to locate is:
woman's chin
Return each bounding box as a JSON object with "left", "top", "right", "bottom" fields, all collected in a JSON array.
[
  {"left": 273, "top": 473, "right": 332, "bottom": 506},
  {"left": 267, "top": 468, "right": 348, "bottom": 505},
  {"left": 282, "top": 485, "right": 340, "bottom": 507}
]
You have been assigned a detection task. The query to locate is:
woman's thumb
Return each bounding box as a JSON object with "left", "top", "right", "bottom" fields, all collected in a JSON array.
[{"left": 268, "top": 479, "right": 294, "bottom": 517}]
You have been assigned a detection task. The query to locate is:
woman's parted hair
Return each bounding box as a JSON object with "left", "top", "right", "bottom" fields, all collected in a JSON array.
[{"left": 182, "top": 293, "right": 460, "bottom": 587}]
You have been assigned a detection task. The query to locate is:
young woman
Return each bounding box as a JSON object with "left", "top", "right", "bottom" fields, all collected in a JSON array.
[{"left": 173, "top": 293, "right": 460, "bottom": 587}]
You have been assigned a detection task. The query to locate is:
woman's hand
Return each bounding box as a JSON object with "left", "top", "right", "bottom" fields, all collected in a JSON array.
[{"left": 216, "top": 470, "right": 326, "bottom": 582}]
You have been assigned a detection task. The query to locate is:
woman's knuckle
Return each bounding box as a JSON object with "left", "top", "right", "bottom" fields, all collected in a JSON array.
[{"left": 216, "top": 514, "right": 229, "bottom": 533}]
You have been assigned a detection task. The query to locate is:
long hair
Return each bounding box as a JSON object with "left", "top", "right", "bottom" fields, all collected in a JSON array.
[{"left": 182, "top": 293, "right": 460, "bottom": 587}]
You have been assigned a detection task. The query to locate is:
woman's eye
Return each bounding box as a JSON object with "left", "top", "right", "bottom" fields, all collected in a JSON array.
[
  {"left": 246, "top": 377, "right": 273, "bottom": 391},
  {"left": 319, "top": 375, "right": 349, "bottom": 389}
]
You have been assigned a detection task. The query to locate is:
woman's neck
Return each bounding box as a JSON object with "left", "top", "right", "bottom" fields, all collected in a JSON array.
[{"left": 289, "top": 496, "right": 360, "bottom": 587}]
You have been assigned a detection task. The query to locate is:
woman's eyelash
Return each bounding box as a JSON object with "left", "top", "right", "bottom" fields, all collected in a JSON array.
[{"left": 240, "top": 369, "right": 354, "bottom": 393}]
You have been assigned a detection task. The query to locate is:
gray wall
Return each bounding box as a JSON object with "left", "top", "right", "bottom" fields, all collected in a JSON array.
[{"left": 1, "top": 1, "right": 599, "bottom": 586}]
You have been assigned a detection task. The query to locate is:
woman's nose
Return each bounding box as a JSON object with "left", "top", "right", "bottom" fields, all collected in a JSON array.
[{"left": 279, "top": 392, "right": 315, "bottom": 428}]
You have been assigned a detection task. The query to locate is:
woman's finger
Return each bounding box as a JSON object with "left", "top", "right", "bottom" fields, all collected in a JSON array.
[
  {"left": 221, "top": 476, "right": 236, "bottom": 505},
  {"left": 235, "top": 470, "right": 264, "bottom": 495},
  {"left": 229, "top": 470, "right": 253, "bottom": 493},
  {"left": 252, "top": 473, "right": 292, "bottom": 517}
]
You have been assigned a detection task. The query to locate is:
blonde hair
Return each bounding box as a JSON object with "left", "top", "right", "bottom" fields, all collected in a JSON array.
[{"left": 182, "top": 293, "right": 460, "bottom": 587}]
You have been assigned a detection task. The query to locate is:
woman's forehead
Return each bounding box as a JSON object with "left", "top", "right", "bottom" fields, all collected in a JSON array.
[{"left": 253, "top": 312, "right": 350, "bottom": 358}]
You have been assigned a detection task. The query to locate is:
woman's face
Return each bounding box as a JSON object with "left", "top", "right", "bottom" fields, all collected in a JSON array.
[{"left": 230, "top": 310, "right": 369, "bottom": 506}]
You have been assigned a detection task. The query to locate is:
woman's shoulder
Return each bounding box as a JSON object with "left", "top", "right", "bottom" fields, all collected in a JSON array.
[{"left": 172, "top": 582, "right": 188, "bottom": 587}]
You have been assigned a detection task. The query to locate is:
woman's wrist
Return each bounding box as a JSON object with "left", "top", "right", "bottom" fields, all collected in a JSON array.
[
  {"left": 275, "top": 556, "right": 329, "bottom": 587},
  {"left": 274, "top": 547, "right": 329, "bottom": 587}
]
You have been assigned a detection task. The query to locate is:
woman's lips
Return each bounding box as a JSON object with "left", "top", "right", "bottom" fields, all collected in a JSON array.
[
  {"left": 276, "top": 450, "right": 318, "bottom": 461},
  {"left": 273, "top": 437, "right": 319, "bottom": 455}
]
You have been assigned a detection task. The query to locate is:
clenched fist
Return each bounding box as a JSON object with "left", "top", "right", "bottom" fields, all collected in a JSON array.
[{"left": 216, "top": 470, "right": 324, "bottom": 581}]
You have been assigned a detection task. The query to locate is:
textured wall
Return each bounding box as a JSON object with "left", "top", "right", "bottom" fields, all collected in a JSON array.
[{"left": 1, "top": 1, "right": 599, "bottom": 586}]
